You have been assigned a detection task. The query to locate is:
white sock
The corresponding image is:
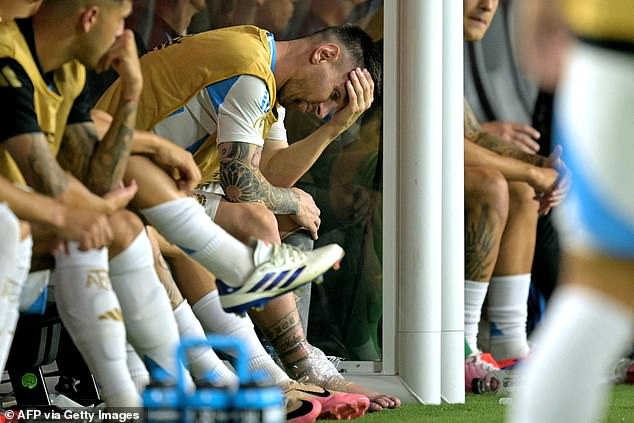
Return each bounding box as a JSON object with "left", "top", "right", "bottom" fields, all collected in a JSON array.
[
  {"left": 0, "top": 232, "right": 29, "bottom": 374},
  {"left": 53, "top": 243, "right": 140, "bottom": 407},
  {"left": 126, "top": 343, "right": 150, "bottom": 393},
  {"left": 109, "top": 230, "right": 191, "bottom": 387},
  {"left": 192, "top": 290, "right": 290, "bottom": 385},
  {"left": 488, "top": 274, "right": 531, "bottom": 359},
  {"left": 465, "top": 280, "right": 489, "bottom": 354},
  {"left": 511, "top": 286, "right": 634, "bottom": 423},
  {"left": 174, "top": 300, "right": 238, "bottom": 386},
  {"left": 140, "top": 198, "right": 254, "bottom": 287}
]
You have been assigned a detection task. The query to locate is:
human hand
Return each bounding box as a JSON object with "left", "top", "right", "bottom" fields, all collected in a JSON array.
[
  {"left": 95, "top": 30, "right": 143, "bottom": 102},
  {"left": 54, "top": 207, "right": 114, "bottom": 251},
  {"left": 330, "top": 68, "right": 375, "bottom": 132},
  {"left": 289, "top": 187, "right": 321, "bottom": 240},
  {"left": 145, "top": 132, "right": 202, "bottom": 193},
  {"left": 536, "top": 145, "right": 571, "bottom": 214},
  {"left": 481, "top": 121, "right": 541, "bottom": 154},
  {"left": 102, "top": 180, "right": 138, "bottom": 214}
]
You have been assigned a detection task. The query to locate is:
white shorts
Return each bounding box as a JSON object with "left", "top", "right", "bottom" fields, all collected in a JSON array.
[
  {"left": 554, "top": 42, "right": 634, "bottom": 258},
  {"left": 192, "top": 182, "right": 225, "bottom": 221},
  {"left": 0, "top": 202, "right": 20, "bottom": 272}
]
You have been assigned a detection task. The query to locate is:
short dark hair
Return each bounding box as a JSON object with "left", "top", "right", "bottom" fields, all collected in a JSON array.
[{"left": 310, "top": 25, "right": 383, "bottom": 99}]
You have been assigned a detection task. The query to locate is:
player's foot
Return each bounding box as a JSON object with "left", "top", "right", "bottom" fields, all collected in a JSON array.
[
  {"left": 283, "top": 380, "right": 369, "bottom": 420},
  {"left": 285, "top": 344, "right": 401, "bottom": 412},
  {"left": 286, "top": 398, "right": 321, "bottom": 423},
  {"left": 465, "top": 352, "right": 500, "bottom": 392},
  {"left": 217, "top": 240, "right": 344, "bottom": 314}
]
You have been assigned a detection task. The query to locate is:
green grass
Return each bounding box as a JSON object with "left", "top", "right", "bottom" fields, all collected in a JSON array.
[{"left": 323, "top": 385, "right": 634, "bottom": 422}]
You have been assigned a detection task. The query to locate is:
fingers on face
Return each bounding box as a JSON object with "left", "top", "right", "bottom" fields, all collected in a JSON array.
[{"left": 348, "top": 68, "right": 374, "bottom": 111}]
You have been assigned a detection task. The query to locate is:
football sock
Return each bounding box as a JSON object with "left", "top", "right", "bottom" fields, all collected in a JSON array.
[
  {"left": 465, "top": 280, "right": 489, "bottom": 354},
  {"left": 140, "top": 198, "right": 254, "bottom": 287},
  {"left": 109, "top": 230, "right": 191, "bottom": 387},
  {"left": 174, "top": 300, "right": 238, "bottom": 386},
  {"left": 192, "top": 290, "right": 290, "bottom": 385},
  {"left": 511, "top": 286, "right": 634, "bottom": 423},
  {"left": 53, "top": 243, "right": 140, "bottom": 407},
  {"left": 488, "top": 274, "right": 531, "bottom": 359}
]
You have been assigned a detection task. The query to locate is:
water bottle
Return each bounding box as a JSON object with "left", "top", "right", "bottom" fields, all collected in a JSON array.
[
  {"left": 472, "top": 369, "right": 517, "bottom": 395},
  {"left": 143, "top": 379, "right": 181, "bottom": 423},
  {"left": 185, "top": 381, "right": 232, "bottom": 423},
  {"left": 176, "top": 336, "right": 250, "bottom": 423},
  {"left": 233, "top": 371, "right": 284, "bottom": 423}
]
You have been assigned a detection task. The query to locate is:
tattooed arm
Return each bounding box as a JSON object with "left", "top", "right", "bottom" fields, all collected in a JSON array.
[
  {"left": 3, "top": 132, "right": 134, "bottom": 214},
  {"left": 261, "top": 69, "right": 375, "bottom": 188},
  {"left": 58, "top": 31, "right": 141, "bottom": 195},
  {"left": 219, "top": 141, "right": 321, "bottom": 239},
  {"left": 219, "top": 141, "right": 301, "bottom": 214},
  {"left": 88, "top": 95, "right": 137, "bottom": 194},
  {"left": 464, "top": 99, "right": 546, "bottom": 166}
]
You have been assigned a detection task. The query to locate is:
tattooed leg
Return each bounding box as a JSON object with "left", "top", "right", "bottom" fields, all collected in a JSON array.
[
  {"left": 256, "top": 303, "right": 311, "bottom": 363},
  {"left": 464, "top": 167, "right": 510, "bottom": 282},
  {"left": 464, "top": 167, "right": 510, "bottom": 353}
]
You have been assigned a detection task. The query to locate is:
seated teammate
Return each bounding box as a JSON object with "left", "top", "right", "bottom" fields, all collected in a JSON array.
[
  {"left": 95, "top": 23, "right": 399, "bottom": 411},
  {"left": 462, "top": 0, "right": 568, "bottom": 389}
]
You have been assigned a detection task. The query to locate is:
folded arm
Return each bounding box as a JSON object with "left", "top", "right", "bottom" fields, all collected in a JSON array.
[
  {"left": 464, "top": 99, "right": 546, "bottom": 166},
  {"left": 261, "top": 68, "right": 375, "bottom": 187},
  {"left": 219, "top": 141, "right": 300, "bottom": 214}
]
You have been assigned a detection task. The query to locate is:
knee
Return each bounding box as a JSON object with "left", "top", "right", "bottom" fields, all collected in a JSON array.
[
  {"left": 508, "top": 182, "right": 539, "bottom": 214},
  {"left": 465, "top": 167, "right": 510, "bottom": 219},
  {"left": 282, "top": 229, "right": 314, "bottom": 251},
  {"left": 243, "top": 204, "right": 280, "bottom": 242},
  {"left": 109, "top": 210, "right": 145, "bottom": 253}
]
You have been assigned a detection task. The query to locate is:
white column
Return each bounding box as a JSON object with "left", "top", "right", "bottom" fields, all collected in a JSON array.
[
  {"left": 381, "top": 0, "right": 399, "bottom": 377},
  {"left": 441, "top": 0, "right": 465, "bottom": 404},
  {"left": 398, "top": 0, "right": 443, "bottom": 404}
]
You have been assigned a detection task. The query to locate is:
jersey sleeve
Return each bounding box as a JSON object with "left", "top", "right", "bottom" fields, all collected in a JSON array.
[
  {"left": 266, "top": 105, "right": 287, "bottom": 142},
  {"left": 0, "top": 58, "right": 41, "bottom": 142},
  {"left": 211, "top": 74, "right": 272, "bottom": 147}
]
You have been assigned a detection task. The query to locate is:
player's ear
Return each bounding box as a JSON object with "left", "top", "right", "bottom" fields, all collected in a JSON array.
[
  {"left": 311, "top": 43, "right": 341, "bottom": 65},
  {"left": 78, "top": 5, "right": 100, "bottom": 33}
]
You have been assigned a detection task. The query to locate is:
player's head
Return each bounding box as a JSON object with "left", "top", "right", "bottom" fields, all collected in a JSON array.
[
  {"left": 42, "top": 0, "right": 132, "bottom": 68},
  {"left": 0, "top": 0, "right": 43, "bottom": 21},
  {"left": 277, "top": 25, "right": 382, "bottom": 119},
  {"left": 463, "top": 0, "right": 499, "bottom": 41}
]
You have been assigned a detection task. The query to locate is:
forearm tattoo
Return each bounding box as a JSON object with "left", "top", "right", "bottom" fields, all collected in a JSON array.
[
  {"left": 473, "top": 133, "right": 546, "bottom": 166},
  {"left": 58, "top": 123, "right": 99, "bottom": 181},
  {"left": 464, "top": 99, "right": 546, "bottom": 167},
  {"left": 27, "top": 134, "right": 69, "bottom": 197},
  {"left": 219, "top": 142, "right": 300, "bottom": 214},
  {"left": 465, "top": 204, "right": 496, "bottom": 281},
  {"left": 87, "top": 101, "right": 136, "bottom": 194}
]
